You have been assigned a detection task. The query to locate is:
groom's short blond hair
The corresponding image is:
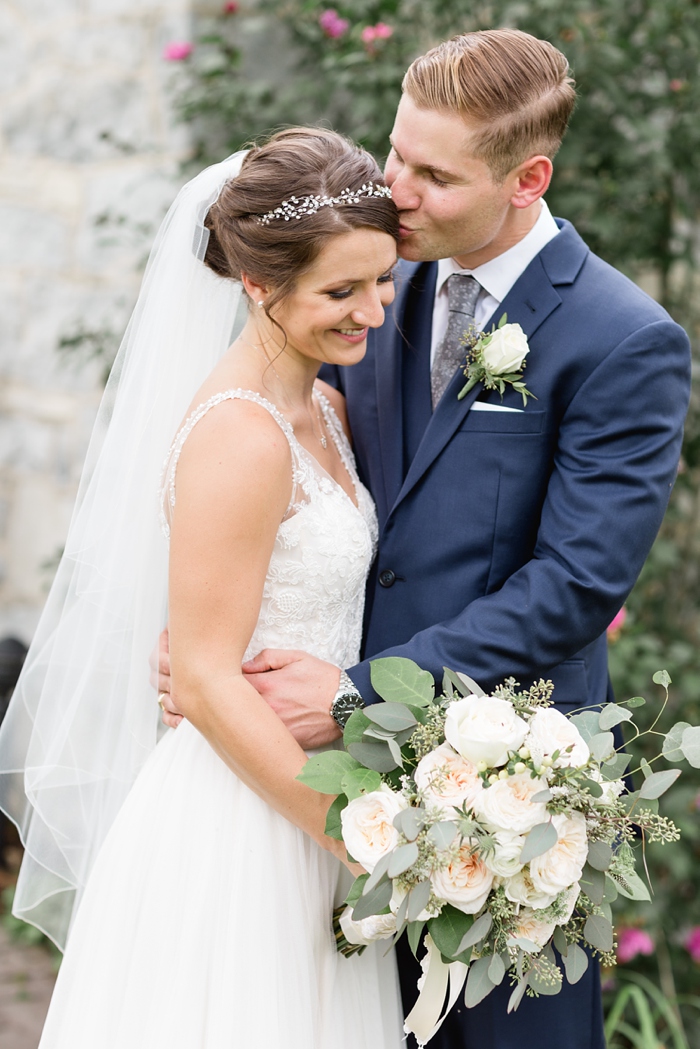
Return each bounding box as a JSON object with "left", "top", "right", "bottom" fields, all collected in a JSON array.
[{"left": 403, "top": 29, "right": 576, "bottom": 180}]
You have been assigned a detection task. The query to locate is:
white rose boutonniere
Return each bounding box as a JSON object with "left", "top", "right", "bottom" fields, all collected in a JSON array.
[{"left": 457, "top": 313, "right": 535, "bottom": 406}]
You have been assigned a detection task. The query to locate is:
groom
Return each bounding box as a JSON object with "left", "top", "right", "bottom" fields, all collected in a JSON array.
[{"left": 160, "top": 28, "right": 690, "bottom": 1049}]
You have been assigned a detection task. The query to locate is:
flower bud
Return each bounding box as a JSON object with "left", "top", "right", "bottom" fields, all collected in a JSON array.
[
  {"left": 498, "top": 769, "right": 510, "bottom": 780},
  {"left": 514, "top": 761, "right": 526, "bottom": 774},
  {"left": 518, "top": 747, "right": 530, "bottom": 759}
]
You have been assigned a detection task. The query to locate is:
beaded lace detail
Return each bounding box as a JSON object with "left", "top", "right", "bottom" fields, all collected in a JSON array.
[{"left": 160, "top": 388, "right": 377, "bottom": 668}]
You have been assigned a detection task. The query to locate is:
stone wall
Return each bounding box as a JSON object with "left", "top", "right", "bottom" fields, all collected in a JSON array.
[{"left": 0, "top": 0, "right": 194, "bottom": 642}]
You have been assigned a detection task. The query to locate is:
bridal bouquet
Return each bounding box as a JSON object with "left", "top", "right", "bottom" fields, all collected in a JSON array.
[{"left": 298, "top": 658, "right": 700, "bottom": 1047}]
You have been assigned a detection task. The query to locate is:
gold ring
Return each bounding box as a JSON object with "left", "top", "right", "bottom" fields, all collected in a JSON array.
[{"left": 158, "top": 692, "right": 168, "bottom": 713}]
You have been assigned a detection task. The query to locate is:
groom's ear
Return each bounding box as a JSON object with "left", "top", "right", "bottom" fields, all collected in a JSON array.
[{"left": 509, "top": 155, "right": 553, "bottom": 210}]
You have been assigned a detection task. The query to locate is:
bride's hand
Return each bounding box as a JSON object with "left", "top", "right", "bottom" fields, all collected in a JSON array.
[{"left": 148, "top": 628, "right": 184, "bottom": 728}]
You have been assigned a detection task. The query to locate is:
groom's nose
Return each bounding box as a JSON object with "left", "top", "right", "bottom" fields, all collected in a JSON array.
[{"left": 386, "top": 167, "right": 419, "bottom": 212}]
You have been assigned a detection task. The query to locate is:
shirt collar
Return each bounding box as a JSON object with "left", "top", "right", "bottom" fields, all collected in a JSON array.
[{"left": 436, "top": 199, "right": 560, "bottom": 303}]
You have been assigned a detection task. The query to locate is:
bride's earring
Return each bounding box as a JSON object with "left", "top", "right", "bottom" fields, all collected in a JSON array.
[{"left": 257, "top": 300, "right": 264, "bottom": 308}]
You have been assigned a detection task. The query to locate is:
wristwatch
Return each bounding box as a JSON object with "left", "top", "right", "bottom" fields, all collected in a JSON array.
[{"left": 330, "top": 670, "right": 364, "bottom": 729}]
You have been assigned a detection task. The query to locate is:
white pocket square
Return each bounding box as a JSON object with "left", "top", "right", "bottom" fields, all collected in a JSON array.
[{"left": 470, "top": 402, "right": 523, "bottom": 413}]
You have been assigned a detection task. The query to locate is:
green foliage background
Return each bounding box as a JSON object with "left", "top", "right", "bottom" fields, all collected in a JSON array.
[{"left": 174, "top": 0, "right": 700, "bottom": 1039}]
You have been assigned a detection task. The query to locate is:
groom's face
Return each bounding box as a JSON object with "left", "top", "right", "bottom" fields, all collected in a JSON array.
[{"left": 385, "top": 95, "right": 518, "bottom": 267}]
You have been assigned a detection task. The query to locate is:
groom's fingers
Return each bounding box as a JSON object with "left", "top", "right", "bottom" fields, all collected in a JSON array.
[{"left": 242, "top": 648, "right": 305, "bottom": 674}]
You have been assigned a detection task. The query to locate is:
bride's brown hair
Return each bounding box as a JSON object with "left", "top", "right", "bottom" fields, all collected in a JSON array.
[{"left": 203, "top": 127, "right": 399, "bottom": 318}]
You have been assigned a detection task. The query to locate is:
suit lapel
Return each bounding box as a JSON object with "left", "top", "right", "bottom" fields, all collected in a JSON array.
[
  {"left": 374, "top": 261, "right": 422, "bottom": 514},
  {"left": 391, "top": 243, "right": 577, "bottom": 515}
]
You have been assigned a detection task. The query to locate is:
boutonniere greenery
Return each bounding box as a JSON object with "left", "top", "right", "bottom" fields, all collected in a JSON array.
[{"left": 457, "top": 314, "right": 536, "bottom": 407}]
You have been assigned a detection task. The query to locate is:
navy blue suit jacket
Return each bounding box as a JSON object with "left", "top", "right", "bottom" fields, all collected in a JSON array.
[{"left": 323, "top": 221, "right": 691, "bottom": 712}]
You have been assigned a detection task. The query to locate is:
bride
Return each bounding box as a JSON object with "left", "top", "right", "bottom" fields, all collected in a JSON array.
[{"left": 0, "top": 128, "right": 404, "bottom": 1047}]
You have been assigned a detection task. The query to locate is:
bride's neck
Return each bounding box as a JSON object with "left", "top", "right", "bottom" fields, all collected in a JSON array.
[{"left": 234, "top": 319, "right": 319, "bottom": 413}]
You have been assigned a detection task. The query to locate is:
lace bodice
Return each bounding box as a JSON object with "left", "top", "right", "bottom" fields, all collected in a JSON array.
[{"left": 161, "top": 388, "right": 378, "bottom": 668}]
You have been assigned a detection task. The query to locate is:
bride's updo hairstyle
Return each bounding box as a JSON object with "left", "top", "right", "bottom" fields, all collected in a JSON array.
[{"left": 203, "top": 127, "right": 399, "bottom": 317}]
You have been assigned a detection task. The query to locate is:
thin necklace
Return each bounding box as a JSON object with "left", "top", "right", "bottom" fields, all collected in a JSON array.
[{"left": 237, "top": 336, "right": 328, "bottom": 449}]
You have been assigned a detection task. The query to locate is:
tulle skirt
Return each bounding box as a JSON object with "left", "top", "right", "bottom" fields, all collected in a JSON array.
[{"left": 38, "top": 720, "right": 404, "bottom": 1048}]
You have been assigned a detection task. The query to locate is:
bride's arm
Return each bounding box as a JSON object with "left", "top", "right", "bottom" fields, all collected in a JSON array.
[{"left": 167, "top": 399, "right": 347, "bottom": 862}]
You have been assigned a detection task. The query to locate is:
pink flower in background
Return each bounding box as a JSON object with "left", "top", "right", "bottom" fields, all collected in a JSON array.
[
  {"left": 223, "top": 1, "right": 239, "bottom": 11},
  {"left": 617, "top": 927, "right": 654, "bottom": 964},
  {"left": 669, "top": 79, "right": 684, "bottom": 92},
  {"left": 319, "top": 9, "right": 349, "bottom": 38},
  {"left": 163, "top": 41, "right": 193, "bottom": 61},
  {"left": 607, "top": 606, "right": 627, "bottom": 641},
  {"left": 684, "top": 927, "right": 700, "bottom": 963},
  {"left": 361, "top": 23, "right": 394, "bottom": 45}
]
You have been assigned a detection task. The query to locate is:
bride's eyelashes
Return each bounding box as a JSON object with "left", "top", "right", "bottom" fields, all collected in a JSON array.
[{"left": 326, "top": 271, "right": 396, "bottom": 301}]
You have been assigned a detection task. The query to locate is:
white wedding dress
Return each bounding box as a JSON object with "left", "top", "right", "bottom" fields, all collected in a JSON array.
[{"left": 38, "top": 389, "right": 404, "bottom": 1049}]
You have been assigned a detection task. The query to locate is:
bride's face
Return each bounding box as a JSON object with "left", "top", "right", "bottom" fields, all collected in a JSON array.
[{"left": 270, "top": 227, "right": 398, "bottom": 367}]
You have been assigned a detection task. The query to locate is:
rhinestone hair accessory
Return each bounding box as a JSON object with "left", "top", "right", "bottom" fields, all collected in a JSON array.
[{"left": 257, "top": 182, "right": 392, "bottom": 225}]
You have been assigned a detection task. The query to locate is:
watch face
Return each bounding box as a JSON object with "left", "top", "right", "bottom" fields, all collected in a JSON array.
[{"left": 332, "top": 693, "right": 363, "bottom": 728}]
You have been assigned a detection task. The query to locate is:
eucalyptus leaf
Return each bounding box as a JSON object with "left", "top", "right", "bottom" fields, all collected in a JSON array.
[
  {"left": 601, "top": 752, "right": 632, "bottom": 781},
  {"left": 352, "top": 877, "right": 393, "bottom": 921},
  {"left": 563, "top": 943, "right": 589, "bottom": 985},
  {"left": 681, "top": 725, "right": 700, "bottom": 768},
  {"left": 652, "top": 669, "right": 671, "bottom": 689},
  {"left": 455, "top": 672, "right": 486, "bottom": 698},
  {"left": 296, "top": 751, "right": 361, "bottom": 794},
  {"left": 407, "top": 920, "right": 425, "bottom": 958},
  {"left": 428, "top": 821, "right": 459, "bottom": 850},
  {"left": 344, "top": 874, "right": 368, "bottom": 909},
  {"left": 457, "top": 911, "right": 493, "bottom": 953},
  {"left": 580, "top": 863, "right": 605, "bottom": 905},
  {"left": 579, "top": 777, "right": 604, "bottom": 798},
  {"left": 429, "top": 905, "right": 473, "bottom": 959},
  {"left": 507, "top": 975, "right": 529, "bottom": 1013},
  {"left": 340, "top": 767, "right": 382, "bottom": 801},
  {"left": 388, "top": 842, "right": 420, "bottom": 878},
  {"left": 394, "top": 807, "right": 423, "bottom": 842},
  {"left": 508, "top": 937, "right": 540, "bottom": 954},
  {"left": 347, "top": 741, "right": 398, "bottom": 773},
  {"left": 364, "top": 703, "right": 418, "bottom": 733},
  {"left": 638, "top": 768, "right": 681, "bottom": 799},
  {"left": 586, "top": 840, "right": 613, "bottom": 872},
  {"left": 464, "top": 957, "right": 496, "bottom": 1008},
  {"left": 583, "top": 914, "right": 613, "bottom": 952},
  {"left": 568, "top": 710, "right": 602, "bottom": 746},
  {"left": 364, "top": 851, "right": 392, "bottom": 894},
  {"left": 488, "top": 952, "right": 506, "bottom": 986},
  {"left": 598, "top": 704, "right": 634, "bottom": 730},
  {"left": 530, "top": 964, "right": 562, "bottom": 996},
  {"left": 662, "top": 722, "right": 691, "bottom": 763},
  {"left": 603, "top": 875, "right": 618, "bottom": 903},
  {"left": 531, "top": 789, "right": 553, "bottom": 803},
  {"left": 387, "top": 737, "right": 405, "bottom": 769},
  {"left": 614, "top": 869, "right": 651, "bottom": 902},
  {"left": 343, "top": 708, "right": 372, "bottom": 747},
  {"left": 520, "top": 821, "right": 558, "bottom": 864},
  {"left": 324, "top": 794, "right": 347, "bottom": 839},
  {"left": 370, "top": 657, "right": 435, "bottom": 707},
  {"left": 553, "top": 926, "right": 568, "bottom": 958},
  {"left": 407, "top": 880, "right": 432, "bottom": 922},
  {"left": 626, "top": 696, "right": 646, "bottom": 708},
  {"left": 589, "top": 732, "right": 615, "bottom": 762},
  {"left": 442, "top": 667, "right": 474, "bottom": 697}
]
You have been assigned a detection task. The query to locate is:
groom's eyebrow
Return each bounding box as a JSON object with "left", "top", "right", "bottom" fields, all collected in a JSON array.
[{"left": 389, "top": 138, "right": 462, "bottom": 183}]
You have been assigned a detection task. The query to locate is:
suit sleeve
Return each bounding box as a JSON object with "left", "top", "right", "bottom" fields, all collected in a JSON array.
[{"left": 347, "top": 319, "right": 691, "bottom": 702}]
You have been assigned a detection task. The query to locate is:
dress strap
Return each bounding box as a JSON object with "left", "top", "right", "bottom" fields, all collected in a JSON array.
[
  {"left": 159, "top": 388, "right": 298, "bottom": 538},
  {"left": 314, "top": 389, "right": 361, "bottom": 500}
]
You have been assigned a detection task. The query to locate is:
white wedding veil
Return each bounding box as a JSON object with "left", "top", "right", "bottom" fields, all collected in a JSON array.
[{"left": 0, "top": 152, "right": 247, "bottom": 949}]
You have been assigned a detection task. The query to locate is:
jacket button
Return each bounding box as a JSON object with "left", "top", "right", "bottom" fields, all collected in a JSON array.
[{"left": 378, "top": 569, "right": 396, "bottom": 588}]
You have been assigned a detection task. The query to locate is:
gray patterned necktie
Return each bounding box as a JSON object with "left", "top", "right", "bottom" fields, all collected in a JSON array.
[{"left": 431, "top": 274, "right": 481, "bottom": 409}]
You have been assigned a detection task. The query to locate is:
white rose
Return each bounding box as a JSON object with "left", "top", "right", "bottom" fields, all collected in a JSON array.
[
  {"left": 445, "top": 696, "right": 529, "bottom": 769},
  {"left": 514, "top": 908, "right": 556, "bottom": 950},
  {"left": 483, "top": 831, "right": 526, "bottom": 879},
  {"left": 414, "top": 742, "right": 483, "bottom": 815},
  {"left": 431, "top": 839, "right": 495, "bottom": 915},
  {"left": 525, "top": 708, "right": 590, "bottom": 769},
  {"left": 481, "top": 323, "right": 529, "bottom": 375},
  {"left": 339, "top": 907, "right": 397, "bottom": 946},
  {"left": 529, "top": 812, "right": 588, "bottom": 898},
  {"left": 504, "top": 868, "right": 557, "bottom": 910},
  {"left": 473, "top": 772, "right": 549, "bottom": 835},
  {"left": 340, "top": 784, "right": 406, "bottom": 873}
]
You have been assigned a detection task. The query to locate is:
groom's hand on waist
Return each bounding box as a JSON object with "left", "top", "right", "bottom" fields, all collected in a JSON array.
[{"left": 243, "top": 649, "right": 342, "bottom": 748}]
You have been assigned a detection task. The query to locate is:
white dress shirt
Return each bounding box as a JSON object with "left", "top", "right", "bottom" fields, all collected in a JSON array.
[{"left": 430, "top": 199, "right": 560, "bottom": 365}]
